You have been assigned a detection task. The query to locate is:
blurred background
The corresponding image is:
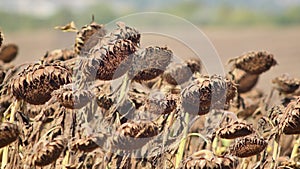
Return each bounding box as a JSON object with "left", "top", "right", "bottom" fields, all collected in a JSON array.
[{"left": 0, "top": 0, "right": 299, "bottom": 90}]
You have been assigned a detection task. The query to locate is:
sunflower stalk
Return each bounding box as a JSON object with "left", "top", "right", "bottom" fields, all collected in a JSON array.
[
  {"left": 175, "top": 112, "right": 189, "bottom": 168},
  {"left": 1, "top": 100, "right": 20, "bottom": 169}
]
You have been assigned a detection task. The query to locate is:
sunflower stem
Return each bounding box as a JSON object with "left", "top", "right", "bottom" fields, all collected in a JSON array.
[
  {"left": 1, "top": 100, "right": 20, "bottom": 169},
  {"left": 271, "top": 135, "right": 280, "bottom": 169},
  {"left": 291, "top": 135, "right": 300, "bottom": 161},
  {"left": 175, "top": 112, "right": 189, "bottom": 168}
]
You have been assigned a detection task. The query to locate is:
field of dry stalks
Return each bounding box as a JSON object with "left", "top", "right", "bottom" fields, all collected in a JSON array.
[{"left": 0, "top": 19, "right": 300, "bottom": 169}]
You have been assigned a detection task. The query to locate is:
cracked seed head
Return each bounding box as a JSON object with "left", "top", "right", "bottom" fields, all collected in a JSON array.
[
  {"left": 229, "top": 51, "right": 277, "bottom": 74},
  {"left": 229, "top": 136, "right": 267, "bottom": 158},
  {"left": 10, "top": 62, "right": 72, "bottom": 105},
  {"left": 182, "top": 75, "right": 237, "bottom": 115},
  {"left": 0, "top": 122, "right": 19, "bottom": 148},
  {"left": 0, "top": 44, "right": 18, "bottom": 63}
]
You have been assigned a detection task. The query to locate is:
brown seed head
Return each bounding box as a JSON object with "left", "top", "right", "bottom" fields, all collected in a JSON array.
[
  {"left": 0, "top": 122, "right": 19, "bottom": 148},
  {"left": 53, "top": 87, "right": 94, "bottom": 109},
  {"left": 217, "top": 121, "right": 254, "bottom": 139},
  {"left": 180, "top": 150, "right": 238, "bottom": 169},
  {"left": 182, "top": 75, "right": 237, "bottom": 115},
  {"left": 0, "top": 44, "right": 18, "bottom": 63},
  {"left": 94, "top": 39, "right": 136, "bottom": 80},
  {"left": 280, "top": 97, "right": 300, "bottom": 135},
  {"left": 229, "top": 51, "right": 277, "bottom": 74},
  {"left": 10, "top": 62, "right": 72, "bottom": 105},
  {"left": 71, "top": 133, "right": 106, "bottom": 152},
  {"left": 33, "top": 136, "right": 66, "bottom": 166},
  {"left": 163, "top": 59, "right": 201, "bottom": 85},
  {"left": 145, "top": 92, "right": 177, "bottom": 115},
  {"left": 75, "top": 21, "right": 106, "bottom": 55},
  {"left": 107, "top": 21, "right": 140, "bottom": 46},
  {"left": 41, "top": 49, "right": 76, "bottom": 63},
  {"left": 229, "top": 136, "right": 267, "bottom": 158},
  {"left": 272, "top": 74, "right": 300, "bottom": 94},
  {"left": 113, "top": 120, "right": 159, "bottom": 149},
  {"left": 129, "top": 46, "right": 173, "bottom": 81}
]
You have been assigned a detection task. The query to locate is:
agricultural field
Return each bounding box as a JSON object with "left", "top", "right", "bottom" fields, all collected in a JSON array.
[{"left": 0, "top": 19, "right": 300, "bottom": 169}]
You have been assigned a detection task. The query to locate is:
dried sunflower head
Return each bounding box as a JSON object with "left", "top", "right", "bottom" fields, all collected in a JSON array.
[
  {"left": 229, "top": 51, "right": 277, "bottom": 74},
  {"left": 180, "top": 150, "right": 238, "bottom": 169},
  {"left": 71, "top": 133, "right": 106, "bottom": 152},
  {"left": 181, "top": 75, "right": 237, "bottom": 115},
  {"left": 52, "top": 87, "right": 94, "bottom": 109},
  {"left": 279, "top": 97, "right": 300, "bottom": 135},
  {"left": 10, "top": 62, "right": 72, "bottom": 105},
  {"left": 0, "top": 43, "right": 18, "bottom": 63},
  {"left": 163, "top": 59, "right": 201, "bottom": 85},
  {"left": 229, "top": 136, "right": 267, "bottom": 158},
  {"left": 112, "top": 120, "right": 159, "bottom": 150},
  {"left": 108, "top": 21, "right": 140, "bottom": 46},
  {"left": 0, "top": 122, "right": 19, "bottom": 148},
  {"left": 94, "top": 39, "right": 136, "bottom": 80},
  {"left": 41, "top": 49, "right": 76, "bottom": 64},
  {"left": 128, "top": 46, "right": 173, "bottom": 82},
  {"left": 33, "top": 136, "right": 67, "bottom": 166},
  {"left": 229, "top": 68, "right": 259, "bottom": 93},
  {"left": 145, "top": 92, "right": 177, "bottom": 115},
  {"left": 216, "top": 121, "right": 254, "bottom": 139},
  {"left": 272, "top": 74, "right": 300, "bottom": 94},
  {"left": 75, "top": 20, "right": 106, "bottom": 55}
]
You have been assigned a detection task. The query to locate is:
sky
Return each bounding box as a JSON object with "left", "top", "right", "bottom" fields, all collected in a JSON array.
[{"left": 1, "top": 0, "right": 300, "bottom": 18}]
